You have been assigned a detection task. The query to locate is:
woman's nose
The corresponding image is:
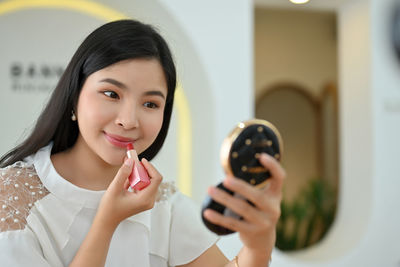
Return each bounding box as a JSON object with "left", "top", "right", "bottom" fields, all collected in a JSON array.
[{"left": 115, "top": 104, "right": 139, "bottom": 129}]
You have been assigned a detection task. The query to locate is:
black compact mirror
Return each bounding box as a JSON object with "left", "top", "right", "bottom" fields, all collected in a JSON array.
[{"left": 201, "top": 119, "right": 283, "bottom": 235}]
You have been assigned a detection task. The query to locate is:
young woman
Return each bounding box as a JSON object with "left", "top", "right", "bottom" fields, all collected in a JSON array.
[{"left": 0, "top": 20, "right": 284, "bottom": 267}]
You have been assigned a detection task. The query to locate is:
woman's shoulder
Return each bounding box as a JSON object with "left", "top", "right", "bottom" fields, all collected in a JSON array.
[{"left": 0, "top": 161, "right": 49, "bottom": 232}]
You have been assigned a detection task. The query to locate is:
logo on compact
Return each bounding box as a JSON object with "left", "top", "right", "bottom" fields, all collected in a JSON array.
[{"left": 9, "top": 62, "right": 64, "bottom": 92}]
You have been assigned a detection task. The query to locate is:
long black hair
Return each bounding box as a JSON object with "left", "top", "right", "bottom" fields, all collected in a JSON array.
[{"left": 0, "top": 19, "right": 176, "bottom": 167}]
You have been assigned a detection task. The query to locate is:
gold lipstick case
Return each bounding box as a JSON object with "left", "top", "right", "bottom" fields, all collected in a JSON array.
[{"left": 202, "top": 119, "right": 283, "bottom": 235}]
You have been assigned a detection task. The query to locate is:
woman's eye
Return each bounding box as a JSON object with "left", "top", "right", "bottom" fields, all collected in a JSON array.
[
  {"left": 144, "top": 102, "right": 159, "bottom": 109},
  {"left": 103, "top": 91, "right": 119, "bottom": 99}
]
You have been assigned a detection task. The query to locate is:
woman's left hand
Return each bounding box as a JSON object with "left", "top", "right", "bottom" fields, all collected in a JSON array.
[{"left": 203, "top": 153, "right": 285, "bottom": 261}]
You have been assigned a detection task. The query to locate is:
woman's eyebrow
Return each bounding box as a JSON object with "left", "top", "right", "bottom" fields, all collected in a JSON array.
[
  {"left": 99, "top": 78, "right": 127, "bottom": 89},
  {"left": 100, "top": 78, "right": 166, "bottom": 99},
  {"left": 144, "top": 90, "right": 166, "bottom": 99}
]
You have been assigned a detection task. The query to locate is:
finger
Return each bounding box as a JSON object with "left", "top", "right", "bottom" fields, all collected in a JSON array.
[
  {"left": 109, "top": 158, "right": 134, "bottom": 190},
  {"left": 258, "top": 153, "right": 285, "bottom": 193},
  {"left": 208, "top": 186, "right": 265, "bottom": 225},
  {"left": 223, "top": 176, "right": 270, "bottom": 210},
  {"left": 141, "top": 158, "right": 163, "bottom": 182},
  {"left": 223, "top": 177, "right": 281, "bottom": 220},
  {"left": 203, "top": 208, "right": 250, "bottom": 233},
  {"left": 136, "top": 158, "right": 162, "bottom": 194},
  {"left": 124, "top": 178, "right": 130, "bottom": 190},
  {"left": 122, "top": 156, "right": 131, "bottom": 190}
]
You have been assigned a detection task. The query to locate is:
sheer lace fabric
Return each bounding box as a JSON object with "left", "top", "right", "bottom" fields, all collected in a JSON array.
[
  {"left": 0, "top": 161, "right": 177, "bottom": 232},
  {"left": 0, "top": 161, "right": 49, "bottom": 232},
  {"left": 157, "top": 181, "right": 177, "bottom": 202}
]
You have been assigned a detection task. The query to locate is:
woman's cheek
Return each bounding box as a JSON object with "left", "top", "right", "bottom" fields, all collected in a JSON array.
[
  {"left": 86, "top": 102, "right": 113, "bottom": 125},
  {"left": 147, "top": 114, "right": 164, "bottom": 140}
]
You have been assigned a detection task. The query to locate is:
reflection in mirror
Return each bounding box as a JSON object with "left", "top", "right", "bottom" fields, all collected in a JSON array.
[
  {"left": 321, "top": 83, "right": 339, "bottom": 197},
  {"left": 256, "top": 83, "right": 338, "bottom": 251}
]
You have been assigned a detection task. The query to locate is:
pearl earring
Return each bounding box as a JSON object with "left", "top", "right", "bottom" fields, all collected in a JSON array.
[{"left": 71, "top": 110, "right": 77, "bottom": 121}]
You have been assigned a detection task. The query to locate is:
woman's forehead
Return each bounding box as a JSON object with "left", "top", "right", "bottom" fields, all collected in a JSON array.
[{"left": 86, "top": 59, "right": 168, "bottom": 94}]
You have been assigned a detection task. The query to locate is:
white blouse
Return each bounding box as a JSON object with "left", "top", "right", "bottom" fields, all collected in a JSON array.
[{"left": 0, "top": 144, "right": 218, "bottom": 266}]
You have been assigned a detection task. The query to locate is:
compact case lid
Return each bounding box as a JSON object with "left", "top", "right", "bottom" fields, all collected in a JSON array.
[{"left": 220, "top": 119, "right": 284, "bottom": 188}]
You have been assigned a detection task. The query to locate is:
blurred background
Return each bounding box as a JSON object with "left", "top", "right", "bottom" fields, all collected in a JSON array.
[{"left": 0, "top": 0, "right": 399, "bottom": 266}]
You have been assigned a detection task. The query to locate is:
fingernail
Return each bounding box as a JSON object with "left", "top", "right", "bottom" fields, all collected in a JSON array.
[
  {"left": 260, "top": 153, "right": 272, "bottom": 161},
  {"left": 124, "top": 158, "right": 134, "bottom": 167}
]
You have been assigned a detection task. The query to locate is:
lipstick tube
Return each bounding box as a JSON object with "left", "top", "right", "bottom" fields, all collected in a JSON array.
[{"left": 126, "top": 143, "right": 151, "bottom": 190}]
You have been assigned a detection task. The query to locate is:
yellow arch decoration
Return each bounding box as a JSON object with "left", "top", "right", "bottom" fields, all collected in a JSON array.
[{"left": 0, "top": 0, "right": 192, "bottom": 196}]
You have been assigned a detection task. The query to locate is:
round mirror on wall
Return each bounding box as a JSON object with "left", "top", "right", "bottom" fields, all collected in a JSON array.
[
  {"left": 256, "top": 84, "right": 320, "bottom": 203},
  {"left": 256, "top": 83, "right": 338, "bottom": 251}
]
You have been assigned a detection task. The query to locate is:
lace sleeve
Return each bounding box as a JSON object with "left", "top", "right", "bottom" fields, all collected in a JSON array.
[
  {"left": 156, "top": 181, "right": 177, "bottom": 202},
  {"left": 0, "top": 162, "right": 49, "bottom": 232}
]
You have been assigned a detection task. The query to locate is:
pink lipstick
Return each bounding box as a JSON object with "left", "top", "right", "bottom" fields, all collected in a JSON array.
[{"left": 126, "top": 143, "right": 150, "bottom": 190}]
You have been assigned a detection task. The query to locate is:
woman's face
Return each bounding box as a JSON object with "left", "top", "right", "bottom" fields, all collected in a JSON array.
[{"left": 75, "top": 58, "right": 168, "bottom": 166}]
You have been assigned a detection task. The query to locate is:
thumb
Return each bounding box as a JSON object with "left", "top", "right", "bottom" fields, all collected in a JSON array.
[{"left": 110, "top": 158, "right": 134, "bottom": 190}]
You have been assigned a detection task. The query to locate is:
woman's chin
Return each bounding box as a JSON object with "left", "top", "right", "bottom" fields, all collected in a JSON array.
[{"left": 99, "top": 155, "right": 125, "bottom": 168}]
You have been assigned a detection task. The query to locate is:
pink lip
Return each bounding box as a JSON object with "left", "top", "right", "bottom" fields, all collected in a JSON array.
[{"left": 104, "top": 132, "right": 135, "bottom": 148}]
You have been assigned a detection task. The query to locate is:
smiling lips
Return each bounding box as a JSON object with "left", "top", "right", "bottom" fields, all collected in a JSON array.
[{"left": 104, "top": 132, "right": 135, "bottom": 148}]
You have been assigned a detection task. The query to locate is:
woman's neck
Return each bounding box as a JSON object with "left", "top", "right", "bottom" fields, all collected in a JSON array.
[{"left": 51, "top": 139, "right": 120, "bottom": 191}]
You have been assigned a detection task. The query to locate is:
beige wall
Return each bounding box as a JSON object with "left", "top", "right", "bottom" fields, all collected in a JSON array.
[{"left": 255, "top": 8, "right": 338, "bottom": 98}]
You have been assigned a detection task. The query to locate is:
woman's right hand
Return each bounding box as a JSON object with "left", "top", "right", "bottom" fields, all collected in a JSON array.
[
  {"left": 97, "top": 158, "right": 162, "bottom": 229},
  {"left": 70, "top": 158, "right": 161, "bottom": 267}
]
